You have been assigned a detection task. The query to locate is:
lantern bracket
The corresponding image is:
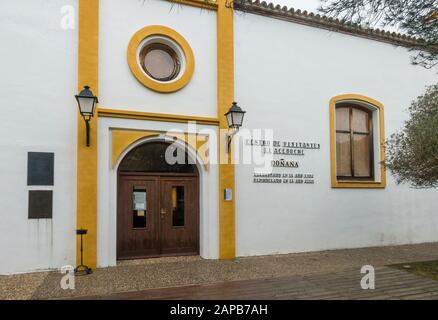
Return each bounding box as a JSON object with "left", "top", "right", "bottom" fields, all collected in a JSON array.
[{"left": 226, "top": 129, "right": 238, "bottom": 154}]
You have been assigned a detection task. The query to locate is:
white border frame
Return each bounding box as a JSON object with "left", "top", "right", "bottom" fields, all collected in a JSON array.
[{"left": 97, "top": 117, "right": 219, "bottom": 267}]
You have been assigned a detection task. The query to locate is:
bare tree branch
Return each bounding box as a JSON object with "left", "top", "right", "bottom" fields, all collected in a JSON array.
[{"left": 319, "top": 0, "right": 438, "bottom": 68}]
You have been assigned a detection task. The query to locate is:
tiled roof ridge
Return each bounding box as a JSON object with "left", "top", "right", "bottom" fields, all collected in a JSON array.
[{"left": 233, "top": 0, "right": 423, "bottom": 47}]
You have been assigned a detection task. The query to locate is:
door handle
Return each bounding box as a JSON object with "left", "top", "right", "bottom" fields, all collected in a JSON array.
[{"left": 160, "top": 208, "right": 166, "bottom": 219}]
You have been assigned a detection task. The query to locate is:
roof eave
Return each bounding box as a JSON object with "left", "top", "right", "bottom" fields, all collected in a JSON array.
[{"left": 233, "top": 0, "right": 422, "bottom": 49}]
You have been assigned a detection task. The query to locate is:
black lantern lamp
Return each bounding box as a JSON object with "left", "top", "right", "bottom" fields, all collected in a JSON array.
[
  {"left": 225, "top": 102, "right": 246, "bottom": 153},
  {"left": 75, "top": 86, "right": 98, "bottom": 147}
]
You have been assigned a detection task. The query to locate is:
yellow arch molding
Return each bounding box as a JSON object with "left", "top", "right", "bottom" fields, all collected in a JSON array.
[
  {"left": 112, "top": 129, "right": 210, "bottom": 171},
  {"left": 329, "top": 94, "right": 386, "bottom": 189},
  {"left": 127, "top": 25, "right": 195, "bottom": 93}
]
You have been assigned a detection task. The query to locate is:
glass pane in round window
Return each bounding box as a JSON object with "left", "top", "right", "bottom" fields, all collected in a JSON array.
[{"left": 140, "top": 43, "right": 180, "bottom": 82}]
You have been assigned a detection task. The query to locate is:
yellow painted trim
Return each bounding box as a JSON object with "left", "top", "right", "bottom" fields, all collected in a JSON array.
[
  {"left": 112, "top": 130, "right": 160, "bottom": 168},
  {"left": 98, "top": 108, "right": 219, "bottom": 126},
  {"left": 329, "top": 94, "right": 387, "bottom": 189},
  {"left": 217, "top": 0, "right": 236, "bottom": 259},
  {"left": 112, "top": 129, "right": 210, "bottom": 170},
  {"left": 127, "top": 25, "right": 195, "bottom": 93},
  {"left": 77, "top": 0, "right": 99, "bottom": 268},
  {"left": 166, "top": 0, "right": 218, "bottom": 10}
]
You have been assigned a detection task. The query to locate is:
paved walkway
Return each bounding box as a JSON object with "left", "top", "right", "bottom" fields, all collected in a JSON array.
[
  {"left": 83, "top": 267, "right": 438, "bottom": 300},
  {"left": 1, "top": 242, "right": 438, "bottom": 300}
]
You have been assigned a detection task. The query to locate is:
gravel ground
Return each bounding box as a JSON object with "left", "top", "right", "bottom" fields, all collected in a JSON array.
[
  {"left": 0, "top": 272, "right": 49, "bottom": 300},
  {"left": 1, "top": 242, "right": 437, "bottom": 300}
]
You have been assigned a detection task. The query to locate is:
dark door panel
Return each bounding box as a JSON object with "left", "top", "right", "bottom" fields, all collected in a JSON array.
[
  {"left": 160, "top": 178, "right": 199, "bottom": 256},
  {"left": 117, "top": 175, "right": 199, "bottom": 260},
  {"left": 117, "top": 176, "right": 160, "bottom": 259}
]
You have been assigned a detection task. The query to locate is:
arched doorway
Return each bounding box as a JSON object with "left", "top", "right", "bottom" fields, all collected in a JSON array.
[{"left": 117, "top": 141, "right": 199, "bottom": 260}]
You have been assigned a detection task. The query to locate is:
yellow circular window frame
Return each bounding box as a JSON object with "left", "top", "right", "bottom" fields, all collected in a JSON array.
[{"left": 127, "top": 26, "right": 195, "bottom": 93}]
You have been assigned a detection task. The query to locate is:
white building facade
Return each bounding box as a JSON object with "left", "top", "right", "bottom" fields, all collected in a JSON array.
[{"left": 0, "top": 0, "right": 437, "bottom": 274}]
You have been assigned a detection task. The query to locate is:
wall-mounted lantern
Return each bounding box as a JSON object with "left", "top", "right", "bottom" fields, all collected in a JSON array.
[
  {"left": 75, "top": 86, "right": 98, "bottom": 147},
  {"left": 225, "top": 102, "right": 246, "bottom": 153}
]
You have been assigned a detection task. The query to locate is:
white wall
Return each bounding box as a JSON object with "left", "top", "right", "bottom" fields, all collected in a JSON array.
[
  {"left": 0, "top": 0, "right": 78, "bottom": 274},
  {"left": 234, "top": 12, "right": 438, "bottom": 256},
  {"left": 1, "top": 0, "right": 437, "bottom": 275},
  {"left": 99, "top": 0, "right": 217, "bottom": 118}
]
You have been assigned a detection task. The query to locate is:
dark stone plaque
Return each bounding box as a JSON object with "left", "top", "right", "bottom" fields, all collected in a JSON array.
[
  {"left": 28, "top": 190, "right": 53, "bottom": 219},
  {"left": 27, "top": 152, "right": 54, "bottom": 186}
]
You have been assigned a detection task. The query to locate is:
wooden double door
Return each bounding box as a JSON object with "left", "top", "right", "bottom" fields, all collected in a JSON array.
[{"left": 117, "top": 174, "right": 199, "bottom": 260}]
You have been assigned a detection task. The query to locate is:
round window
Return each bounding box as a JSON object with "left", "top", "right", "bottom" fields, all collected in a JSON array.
[
  {"left": 139, "top": 43, "right": 181, "bottom": 82},
  {"left": 128, "top": 26, "right": 195, "bottom": 93}
]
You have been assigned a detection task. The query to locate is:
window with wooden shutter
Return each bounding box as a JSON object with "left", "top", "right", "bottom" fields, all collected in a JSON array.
[{"left": 335, "top": 104, "right": 373, "bottom": 180}]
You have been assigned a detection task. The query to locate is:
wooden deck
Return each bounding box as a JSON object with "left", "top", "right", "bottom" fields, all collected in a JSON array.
[{"left": 81, "top": 266, "right": 438, "bottom": 300}]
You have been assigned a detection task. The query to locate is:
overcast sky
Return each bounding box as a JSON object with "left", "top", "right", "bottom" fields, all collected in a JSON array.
[{"left": 271, "top": 0, "right": 321, "bottom": 12}]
